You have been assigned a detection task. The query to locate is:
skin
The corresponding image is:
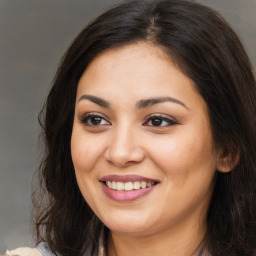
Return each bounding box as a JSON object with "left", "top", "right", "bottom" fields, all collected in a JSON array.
[{"left": 71, "top": 42, "right": 223, "bottom": 256}]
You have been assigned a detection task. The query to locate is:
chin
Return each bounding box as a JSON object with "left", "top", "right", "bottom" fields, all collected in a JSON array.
[
  {"left": 106, "top": 222, "right": 150, "bottom": 234},
  {"left": 100, "top": 211, "right": 155, "bottom": 234}
]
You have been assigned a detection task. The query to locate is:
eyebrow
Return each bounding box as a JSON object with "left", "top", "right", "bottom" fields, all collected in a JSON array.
[
  {"left": 78, "top": 95, "right": 188, "bottom": 110},
  {"left": 136, "top": 97, "right": 189, "bottom": 110},
  {"left": 78, "top": 95, "right": 110, "bottom": 108}
]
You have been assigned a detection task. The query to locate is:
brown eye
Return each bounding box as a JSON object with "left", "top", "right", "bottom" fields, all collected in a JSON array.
[
  {"left": 143, "top": 115, "right": 177, "bottom": 127},
  {"left": 90, "top": 116, "right": 102, "bottom": 125},
  {"left": 151, "top": 118, "right": 163, "bottom": 126},
  {"left": 80, "top": 114, "right": 110, "bottom": 126}
]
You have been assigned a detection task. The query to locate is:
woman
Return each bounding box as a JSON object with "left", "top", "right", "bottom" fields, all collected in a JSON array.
[{"left": 7, "top": 0, "right": 256, "bottom": 255}]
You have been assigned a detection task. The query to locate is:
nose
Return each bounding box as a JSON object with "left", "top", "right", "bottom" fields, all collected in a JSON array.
[{"left": 104, "top": 124, "right": 145, "bottom": 168}]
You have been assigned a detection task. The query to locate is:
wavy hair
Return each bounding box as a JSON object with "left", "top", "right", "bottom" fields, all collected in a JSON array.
[{"left": 34, "top": 0, "right": 256, "bottom": 255}]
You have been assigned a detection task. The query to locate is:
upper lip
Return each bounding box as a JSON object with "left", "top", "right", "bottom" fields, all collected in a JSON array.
[{"left": 99, "top": 175, "right": 159, "bottom": 183}]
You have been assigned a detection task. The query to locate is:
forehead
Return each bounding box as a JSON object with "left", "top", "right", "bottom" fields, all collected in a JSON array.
[
  {"left": 79, "top": 42, "right": 174, "bottom": 85},
  {"left": 76, "top": 42, "right": 204, "bottom": 111}
]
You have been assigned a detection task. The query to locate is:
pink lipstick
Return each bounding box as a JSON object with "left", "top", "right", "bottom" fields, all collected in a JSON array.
[{"left": 100, "top": 175, "right": 159, "bottom": 202}]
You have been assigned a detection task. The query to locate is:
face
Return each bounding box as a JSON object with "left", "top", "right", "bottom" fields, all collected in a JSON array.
[{"left": 71, "top": 42, "right": 218, "bottom": 237}]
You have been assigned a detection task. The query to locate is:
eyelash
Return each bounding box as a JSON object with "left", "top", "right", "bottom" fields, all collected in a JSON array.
[
  {"left": 143, "top": 114, "right": 177, "bottom": 127},
  {"left": 80, "top": 113, "right": 177, "bottom": 128},
  {"left": 79, "top": 113, "right": 110, "bottom": 126}
]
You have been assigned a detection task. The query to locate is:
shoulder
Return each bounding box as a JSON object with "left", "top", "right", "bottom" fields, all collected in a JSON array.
[
  {"left": 5, "top": 242, "right": 56, "bottom": 256},
  {"left": 5, "top": 247, "right": 42, "bottom": 256}
]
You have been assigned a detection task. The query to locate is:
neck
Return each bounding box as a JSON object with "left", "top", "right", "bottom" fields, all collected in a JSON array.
[{"left": 107, "top": 217, "right": 206, "bottom": 256}]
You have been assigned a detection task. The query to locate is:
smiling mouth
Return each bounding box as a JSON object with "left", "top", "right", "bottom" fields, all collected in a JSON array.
[
  {"left": 100, "top": 175, "right": 159, "bottom": 201},
  {"left": 103, "top": 181, "right": 157, "bottom": 191}
]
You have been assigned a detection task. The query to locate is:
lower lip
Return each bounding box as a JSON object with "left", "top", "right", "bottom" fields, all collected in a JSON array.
[{"left": 101, "top": 182, "right": 156, "bottom": 202}]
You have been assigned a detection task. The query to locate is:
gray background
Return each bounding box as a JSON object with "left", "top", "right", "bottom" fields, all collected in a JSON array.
[{"left": 0, "top": 0, "right": 255, "bottom": 251}]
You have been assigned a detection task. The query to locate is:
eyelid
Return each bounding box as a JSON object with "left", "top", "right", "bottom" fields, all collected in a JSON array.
[
  {"left": 78, "top": 112, "right": 178, "bottom": 127},
  {"left": 143, "top": 114, "right": 178, "bottom": 126},
  {"left": 79, "top": 112, "right": 111, "bottom": 125}
]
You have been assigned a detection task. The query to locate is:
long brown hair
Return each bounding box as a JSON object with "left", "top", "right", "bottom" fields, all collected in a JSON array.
[{"left": 34, "top": 0, "right": 256, "bottom": 255}]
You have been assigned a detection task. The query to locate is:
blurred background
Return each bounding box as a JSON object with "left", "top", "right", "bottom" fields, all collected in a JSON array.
[{"left": 0, "top": 0, "right": 255, "bottom": 250}]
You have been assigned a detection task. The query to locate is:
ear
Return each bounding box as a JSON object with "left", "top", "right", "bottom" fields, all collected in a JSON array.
[{"left": 216, "top": 148, "right": 240, "bottom": 173}]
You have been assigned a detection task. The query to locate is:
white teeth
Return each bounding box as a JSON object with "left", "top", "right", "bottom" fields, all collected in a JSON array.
[
  {"left": 141, "top": 181, "right": 147, "bottom": 189},
  {"left": 106, "top": 181, "right": 112, "bottom": 188},
  {"left": 147, "top": 182, "right": 153, "bottom": 187},
  {"left": 124, "top": 182, "right": 133, "bottom": 191},
  {"left": 105, "top": 181, "right": 155, "bottom": 190},
  {"left": 112, "top": 181, "right": 117, "bottom": 189},
  {"left": 116, "top": 182, "right": 124, "bottom": 191},
  {"left": 133, "top": 181, "right": 141, "bottom": 189}
]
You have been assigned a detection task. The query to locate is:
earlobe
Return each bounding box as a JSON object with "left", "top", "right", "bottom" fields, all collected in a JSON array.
[{"left": 216, "top": 149, "right": 240, "bottom": 173}]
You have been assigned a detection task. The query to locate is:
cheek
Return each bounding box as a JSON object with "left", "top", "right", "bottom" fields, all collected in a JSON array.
[
  {"left": 71, "top": 131, "right": 101, "bottom": 174},
  {"left": 71, "top": 131, "right": 104, "bottom": 205},
  {"left": 148, "top": 130, "right": 215, "bottom": 180},
  {"left": 149, "top": 134, "right": 216, "bottom": 216}
]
